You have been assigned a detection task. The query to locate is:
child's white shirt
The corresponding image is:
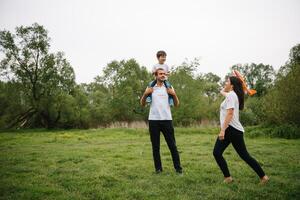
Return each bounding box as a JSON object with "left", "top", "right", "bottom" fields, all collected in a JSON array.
[{"left": 152, "top": 63, "right": 170, "bottom": 74}]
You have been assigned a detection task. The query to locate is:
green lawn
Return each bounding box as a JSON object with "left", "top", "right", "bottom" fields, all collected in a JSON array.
[{"left": 0, "top": 128, "right": 299, "bottom": 200}]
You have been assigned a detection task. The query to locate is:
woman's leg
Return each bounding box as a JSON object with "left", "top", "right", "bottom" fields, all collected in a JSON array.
[
  {"left": 230, "top": 128, "right": 266, "bottom": 178},
  {"left": 213, "top": 132, "right": 231, "bottom": 177}
]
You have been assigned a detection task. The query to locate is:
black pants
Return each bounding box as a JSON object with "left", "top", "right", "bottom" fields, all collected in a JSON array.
[
  {"left": 213, "top": 125, "right": 265, "bottom": 178},
  {"left": 148, "top": 120, "right": 182, "bottom": 171}
]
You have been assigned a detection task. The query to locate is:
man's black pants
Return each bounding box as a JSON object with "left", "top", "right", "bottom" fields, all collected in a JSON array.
[{"left": 148, "top": 120, "right": 182, "bottom": 171}]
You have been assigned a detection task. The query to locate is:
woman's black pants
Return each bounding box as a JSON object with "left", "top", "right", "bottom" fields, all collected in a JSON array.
[{"left": 213, "top": 125, "right": 265, "bottom": 178}]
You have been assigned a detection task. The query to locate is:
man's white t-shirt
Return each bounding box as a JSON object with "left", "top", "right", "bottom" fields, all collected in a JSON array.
[
  {"left": 148, "top": 84, "right": 172, "bottom": 120},
  {"left": 220, "top": 91, "right": 244, "bottom": 132},
  {"left": 152, "top": 64, "right": 170, "bottom": 74}
]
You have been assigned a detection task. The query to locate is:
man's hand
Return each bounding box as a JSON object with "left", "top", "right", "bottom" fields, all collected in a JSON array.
[
  {"left": 144, "top": 87, "right": 153, "bottom": 96},
  {"left": 218, "top": 130, "right": 225, "bottom": 140},
  {"left": 167, "top": 87, "right": 176, "bottom": 96},
  {"left": 140, "top": 87, "right": 153, "bottom": 107}
]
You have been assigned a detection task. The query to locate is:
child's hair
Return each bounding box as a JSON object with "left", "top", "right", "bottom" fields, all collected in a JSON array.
[{"left": 156, "top": 50, "right": 167, "bottom": 58}]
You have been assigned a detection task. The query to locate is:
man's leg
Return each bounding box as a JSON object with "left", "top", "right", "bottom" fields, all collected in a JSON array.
[
  {"left": 160, "top": 120, "right": 182, "bottom": 172},
  {"left": 149, "top": 120, "right": 162, "bottom": 171}
]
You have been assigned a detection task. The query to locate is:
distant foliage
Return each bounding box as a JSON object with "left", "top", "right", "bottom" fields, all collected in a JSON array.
[{"left": 1, "top": 24, "right": 299, "bottom": 135}]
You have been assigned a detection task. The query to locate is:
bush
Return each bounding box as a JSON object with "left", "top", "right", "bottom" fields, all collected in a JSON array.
[{"left": 246, "top": 124, "right": 300, "bottom": 139}]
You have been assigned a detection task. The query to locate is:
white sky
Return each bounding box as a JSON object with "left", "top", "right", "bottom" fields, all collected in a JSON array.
[{"left": 0, "top": 0, "right": 299, "bottom": 83}]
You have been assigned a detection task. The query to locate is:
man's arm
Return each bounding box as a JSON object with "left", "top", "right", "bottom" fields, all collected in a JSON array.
[
  {"left": 167, "top": 87, "right": 180, "bottom": 107},
  {"left": 140, "top": 87, "right": 153, "bottom": 107}
]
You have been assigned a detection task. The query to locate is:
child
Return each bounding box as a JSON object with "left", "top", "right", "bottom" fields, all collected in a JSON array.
[{"left": 146, "top": 50, "right": 174, "bottom": 105}]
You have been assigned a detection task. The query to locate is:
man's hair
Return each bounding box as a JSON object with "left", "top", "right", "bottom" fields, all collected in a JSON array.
[
  {"left": 154, "top": 68, "right": 165, "bottom": 76},
  {"left": 156, "top": 50, "right": 167, "bottom": 58}
]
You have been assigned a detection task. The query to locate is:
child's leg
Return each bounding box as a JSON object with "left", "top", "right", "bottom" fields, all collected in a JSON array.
[
  {"left": 163, "top": 80, "right": 171, "bottom": 88},
  {"left": 150, "top": 79, "right": 157, "bottom": 87},
  {"left": 146, "top": 80, "right": 157, "bottom": 103},
  {"left": 163, "top": 80, "right": 174, "bottom": 106}
]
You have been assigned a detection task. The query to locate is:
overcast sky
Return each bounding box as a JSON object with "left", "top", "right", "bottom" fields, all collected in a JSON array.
[{"left": 0, "top": 0, "right": 299, "bottom": 83}]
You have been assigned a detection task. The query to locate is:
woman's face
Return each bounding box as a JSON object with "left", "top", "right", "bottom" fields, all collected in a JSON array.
[{"left": 224, "top": 78, "right": 233, "bottom": 92}]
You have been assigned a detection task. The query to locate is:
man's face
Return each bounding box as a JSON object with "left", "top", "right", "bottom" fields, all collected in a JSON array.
[
  {"left": 156, "top": 69, "right": 166, "bottom": 82},
  {"left": 158, "top": 55, "right": 166, "bottom": 64}
]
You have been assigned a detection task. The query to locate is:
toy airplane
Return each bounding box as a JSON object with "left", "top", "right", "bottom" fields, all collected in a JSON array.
[{"left": 233, "top": 70, "right": 257, "bottom": 96}]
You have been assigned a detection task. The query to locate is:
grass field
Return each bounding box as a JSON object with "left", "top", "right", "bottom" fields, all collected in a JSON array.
[{"left": 0, "top": 128, "right": 299, "bottom": 200}]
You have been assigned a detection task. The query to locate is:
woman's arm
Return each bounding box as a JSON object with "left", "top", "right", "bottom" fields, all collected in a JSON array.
[
  {"left": 220, "top": 88, "right": 228, "bottom": 97},
  {"left": 218, "top": 108, "right": 234, "bottom": 140}
]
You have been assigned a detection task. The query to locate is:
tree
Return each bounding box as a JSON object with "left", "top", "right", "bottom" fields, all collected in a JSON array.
[
  {"left": 0, "top": 23, "right": 76, "bottom": 128},
  {"left": 230, "top": 63, "right": 275, "bottom": 96},
  {"left": 262, "top": 44, "right": 300, "bottom": 125},
  {"left": 198, "top": 72, "right": 221, "bottom": 102},
  {"left": 91, "top": 59, "right": 151, "bottom": 124}
]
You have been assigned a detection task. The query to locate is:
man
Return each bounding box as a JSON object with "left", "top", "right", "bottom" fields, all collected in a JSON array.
[{"left": 140, "top": 68, "right": 183, "bottom": 174}]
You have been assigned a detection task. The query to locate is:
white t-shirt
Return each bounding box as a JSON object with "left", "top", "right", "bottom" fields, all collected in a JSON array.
[
  {"left": 148, "top": 84, "right": 172, "bottom": 120},
  {"left": 152, "top": 63, "right": 170, "bottom": 74},
  {"left": 220, "top": 91, "right": 244, "bottom": 132}
]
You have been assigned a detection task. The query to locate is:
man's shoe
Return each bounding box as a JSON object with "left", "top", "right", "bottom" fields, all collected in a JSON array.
[{"left": 155, "top": 169, "right": 163, "bottom": 174}]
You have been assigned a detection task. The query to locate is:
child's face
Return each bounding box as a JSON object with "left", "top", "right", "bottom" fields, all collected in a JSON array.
[{"left": 158, "top": 55, "right": 166, "bottom": 64}]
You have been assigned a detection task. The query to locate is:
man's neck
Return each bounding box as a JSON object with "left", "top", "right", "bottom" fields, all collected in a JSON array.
[{"left": 156, "top": 80, "right": 164, "bottom": 87}]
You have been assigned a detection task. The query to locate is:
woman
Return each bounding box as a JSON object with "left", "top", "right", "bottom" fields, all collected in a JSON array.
[{"left": 213, "top": 76, "right": 269, "bottom": 184}]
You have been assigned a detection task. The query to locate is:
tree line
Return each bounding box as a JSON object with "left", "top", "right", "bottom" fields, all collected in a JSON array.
[{"left": 0, "top": 23, "right": 299, "bottom": 130}]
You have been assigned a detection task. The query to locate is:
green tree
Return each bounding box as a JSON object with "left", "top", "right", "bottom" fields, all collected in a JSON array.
[
  {"left": 169, "top": 59, "right": 220, "bottom": 126},
  {"left": 230, "top": 63, "right": 275, "bottom": 96},
  {"left": 262, "top": 44, "right": 300, "bottom": 125},
  {"left": 0, "top": 23, "right": 76, "bottom": 128},
  {"left": 91, "top": 59, "right": 151, "bottom": 124}
]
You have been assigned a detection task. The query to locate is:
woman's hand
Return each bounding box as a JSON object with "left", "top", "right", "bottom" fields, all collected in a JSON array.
[
  {"left": 220, "top": 88, "right": 227, "bottom": 97},
  {"left": 218, "top": 130, "right": 225, "bottom": 140}
]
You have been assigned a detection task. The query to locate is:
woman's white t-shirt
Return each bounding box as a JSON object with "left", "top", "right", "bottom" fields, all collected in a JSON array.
[{"left": 220, "top": 91, "right": 244, "bottom": 132}]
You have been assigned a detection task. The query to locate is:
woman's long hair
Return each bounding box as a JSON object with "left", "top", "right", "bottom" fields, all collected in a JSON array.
[{"left": 229, "top": 76, "right": 244, "bottom": 110}]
